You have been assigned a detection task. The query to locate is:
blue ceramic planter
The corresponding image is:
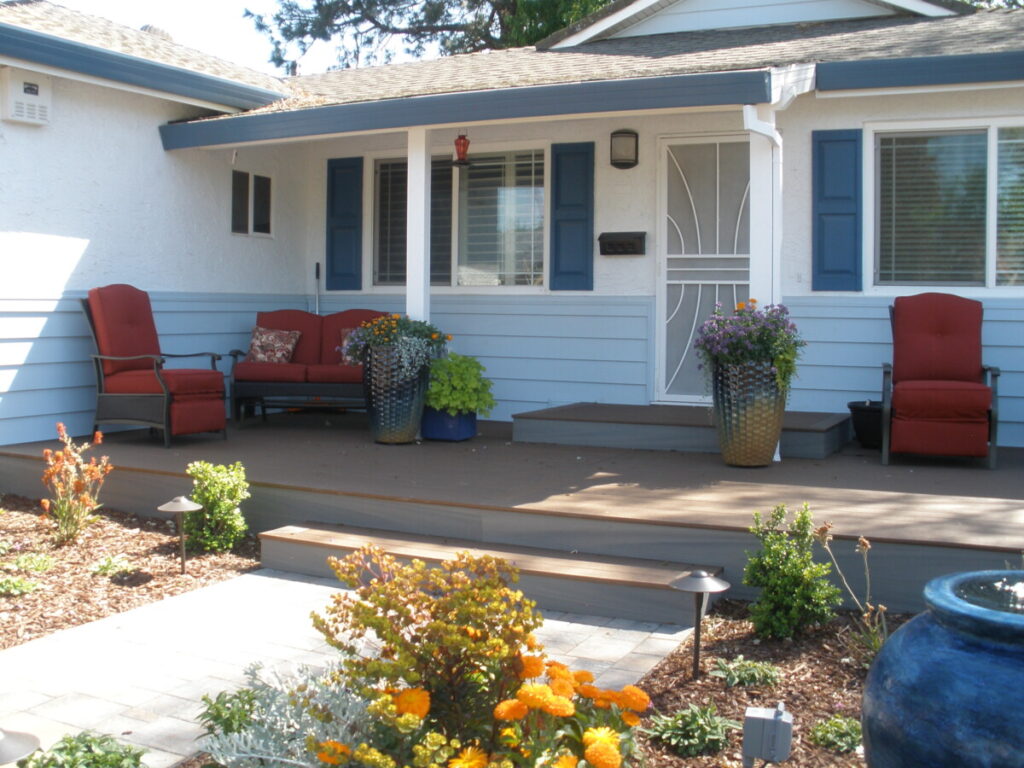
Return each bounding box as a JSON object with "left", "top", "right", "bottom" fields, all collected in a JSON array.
[
  {"left": 862, "top": 570, "right": 1024, "bottom": 768},
  {"left": 421, "top": 407, "right": 477, "bottom": 441}
]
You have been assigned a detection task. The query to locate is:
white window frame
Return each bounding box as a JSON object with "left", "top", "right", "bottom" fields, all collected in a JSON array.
[
  {"left": 361, "top": 140, "right": 550, "bottom": 295},
  {"left": 862, "top": 116, "right": 1024, "bottom": 296},
  {"left": 230, "top": 169, "right": 274, "bottom": 239}
]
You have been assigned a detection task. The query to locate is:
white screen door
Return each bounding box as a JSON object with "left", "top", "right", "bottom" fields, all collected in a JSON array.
[{"left": 658, "top": 138, "right": 750, "bottom": 401}]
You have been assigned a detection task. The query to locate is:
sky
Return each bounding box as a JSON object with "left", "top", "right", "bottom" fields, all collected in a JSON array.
[{"left": 54, "top": 0, "right": 341, "bottom": 75}]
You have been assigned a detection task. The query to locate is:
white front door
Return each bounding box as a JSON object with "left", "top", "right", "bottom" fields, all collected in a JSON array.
[{"left": 657, "top": 137, "right": 751, "bottom": 402}]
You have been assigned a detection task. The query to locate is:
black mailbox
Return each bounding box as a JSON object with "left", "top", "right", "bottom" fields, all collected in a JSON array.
[{"left": 598, "top": 231, "right": 646, "bottom": 256}]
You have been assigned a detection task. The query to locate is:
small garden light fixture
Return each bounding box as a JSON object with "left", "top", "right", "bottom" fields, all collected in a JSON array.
[
  {"left": 610, "top": 129, "right": 639, "bottom": 169},
  {"left": 669, "top": 568, "right": 730, "bottom": 679},
  {"left": 158, "top": 495, "right": 202, "bottom": 573},
  {"left": 0, "top": 728, "right": 40, "bottom": 764}
]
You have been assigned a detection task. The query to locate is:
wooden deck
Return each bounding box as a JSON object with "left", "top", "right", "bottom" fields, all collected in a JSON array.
[{"left": 1, "top": 409, "right": 1020, "bottom": 619}]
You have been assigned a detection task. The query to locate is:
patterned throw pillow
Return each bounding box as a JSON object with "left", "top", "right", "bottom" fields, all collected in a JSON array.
[
  {"left": 338, "top": 328, "right": 358, "bottom": 366},
  {"left": 248, "top": 326, "right": 301, "bottom": 363}
]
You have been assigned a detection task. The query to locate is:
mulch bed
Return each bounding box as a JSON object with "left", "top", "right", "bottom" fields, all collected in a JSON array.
[{"left": 0, "top": 493, "right": 259, "bottom": 650}]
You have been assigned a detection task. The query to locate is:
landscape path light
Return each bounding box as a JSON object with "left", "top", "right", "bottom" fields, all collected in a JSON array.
[
  {"left": 157, "top": 496, "right": 202, "bottom": 574},
  {"left": 669, "top": 568, "right": 731, "bottom": 679},
  {"left": 0, "top": 728, "right": 40, "bottom": 764}
]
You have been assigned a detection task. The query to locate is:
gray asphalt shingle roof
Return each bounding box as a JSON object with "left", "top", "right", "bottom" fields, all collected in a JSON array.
[{"left": 0, "top": 0, "right": 283, "bottom": 93}]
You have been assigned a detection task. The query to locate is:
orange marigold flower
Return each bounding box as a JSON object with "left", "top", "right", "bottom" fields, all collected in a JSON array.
[
  {"left": 445, "top": 334, "right": 453, "bottom": 341},
  {"left": 316, "top": 741, "right": 351, "bottom": 765},
  {"left": 542, "top": 696, "right": 575, "bottom": 718},
  {"left": 515, "top": 683, "right": 553, "bottom": 709},
  {"left": 394, "top": 687, "right": 430, "bottom": 718},
  {"left": 431, "top": 333, "right": 439, "bottom": 340},
  {"left": 93, "top": 431, "right": 103, "bottom": 445},
  {"left": 621, "top": 711, "right": 641, "bottom": 727},
  {"left": 525, "top": 633, "right": 541, "bottom": 651},
  {"left": 618, "top": 685, "right": 650, "bottom": 712},
  {"left": 572, "top": 669, "right": 595, "bottom": 684},
  {"left": 584, "top": 742, "right": 621, "bottom": 768},
  {"left": 736, "top": 302, "right": 746, "bottom": 311},
  {"left": 749, "top": 297, "right": 758, "bottom": 304},
  {"left": 552, "top": 754, "right": 578, "bottom": 768},
  {"left": 517, "top": 654, "right": 545, "bottom": 679},
  {"left": 583, "top": 727, "right": 619, "bottom": 748},
  {"left": 577, "top": 684, "right": 601, "bottom": 699},
  {"left": 550, "top": 678, "right": 575, "bottom": 699},
  {"left": 448, "top": 746, "right": 489, "bottom": 768},
  {"left": 40, "top": 499, "right": 50, "bottom": 512},
  {"left": 391, "top": 313, "right": 401, "bottom": 319},
  {"left": 494, "top": 699, "right": 529, "bottom": 721},
  {"left": 546, "top": 660, "right": 571, "bottom": 680}
]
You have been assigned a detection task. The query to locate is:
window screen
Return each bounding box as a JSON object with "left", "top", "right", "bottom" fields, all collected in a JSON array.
[
  {"left": 231, "top": 170, "right": 249, "bottom": 234},
  {"left": 998, "top": 127, "right": 1024, "bottom": 286},
  {"left": 253, "top": 175, "right": 271, "bottom": 235}
]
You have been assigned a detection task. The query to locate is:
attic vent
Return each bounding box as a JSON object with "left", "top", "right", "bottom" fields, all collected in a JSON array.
[
  {"left": 140, "top": 24, "right": 173, "bottom": 41},
  {"left": 1, "top": 68, "right": 51, "bottom": 125}
]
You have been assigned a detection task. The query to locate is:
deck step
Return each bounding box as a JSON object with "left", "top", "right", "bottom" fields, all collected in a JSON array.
[
  {"left": 260, "top": 523, "right": 721, "bottom": 624},
  {"left": 513, "top": 402, "right": 852, "bottom": 459}
]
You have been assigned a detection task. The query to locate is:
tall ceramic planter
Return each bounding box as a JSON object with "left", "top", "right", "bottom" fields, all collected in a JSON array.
[
  {"left": 363, "top": 346, "right": 429, "bottom": 444},
  {"left": 711, "top": 361, "right": 786, "bottom": 466},
  {"left": 863, "top": 570, "right": 1024, "bottom": 768}
]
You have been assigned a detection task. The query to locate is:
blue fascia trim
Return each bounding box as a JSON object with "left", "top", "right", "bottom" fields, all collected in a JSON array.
[
  {"left": 0, "top": 23, "right": 284, "bottom": 109},
  {"left": 818, "top": 50, "right": 1024, "bottom": 91},
  {"left": 159, "top": 69, "right": 772, "bottom": 150}
]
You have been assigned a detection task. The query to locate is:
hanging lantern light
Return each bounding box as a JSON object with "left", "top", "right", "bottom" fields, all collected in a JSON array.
[{"left": 453, "top": 133, "right": 471, "bottom": 166}]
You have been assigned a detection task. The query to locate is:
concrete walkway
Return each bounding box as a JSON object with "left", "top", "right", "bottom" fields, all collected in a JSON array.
[{"left": 0, "top": 570, "right": 688, "bottom": 768}]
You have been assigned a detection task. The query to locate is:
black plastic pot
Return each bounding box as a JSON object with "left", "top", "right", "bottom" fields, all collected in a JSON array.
[{"left": 847, "top": 400, "right": 882, "bottom": 449}]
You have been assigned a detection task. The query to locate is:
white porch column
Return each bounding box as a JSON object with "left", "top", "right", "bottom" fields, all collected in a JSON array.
[
  {"left": 745, "top": 104, "right": 782, "bottom": 305},
  {"left": 406, "top": 127, "right": 431, "bottom": 321}
]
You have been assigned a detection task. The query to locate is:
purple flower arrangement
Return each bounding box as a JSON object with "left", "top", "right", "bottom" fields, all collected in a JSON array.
[{"left": 694, "top": 299, "right": 806, "bottom": 389}]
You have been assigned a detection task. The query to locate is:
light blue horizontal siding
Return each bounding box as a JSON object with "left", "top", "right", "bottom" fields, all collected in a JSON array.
[{"left": 786, "top": 295, "right": 1024, "bottom": 448}]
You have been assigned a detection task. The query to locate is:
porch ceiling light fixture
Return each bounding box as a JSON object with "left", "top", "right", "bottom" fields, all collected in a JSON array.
[
  {"left": 610, "top": 129, "right": 639, "bottom": 169},
  {"left": 158, "top": 495, "right": 203, "bottom": 574},
  {"left": 453, "top": 132, "right": 471, "bottom": 166},
  {"left": 669, "top": 568, "right": 730, "bottom": 679}
]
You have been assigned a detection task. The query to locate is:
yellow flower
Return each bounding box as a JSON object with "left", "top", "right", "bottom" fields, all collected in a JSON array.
[
  {"left": 525, "top": 633, "right": 541, "bottom": 651},
  {"left": 392, "top": 313, "right": 402, "bottom": 319},
  {"left": 316, "top": 741, "right": 351, "bottom": 765},
  {"left": 499, "top": 727, "right": 520, "bottom": 746},
  {"left": 550, "top": 678, "right": 575, "bottom": 699},
  {"left": 582, "top": 727, "right": 619, "bottom": 748},
  {"left": 621, "top": 711, "right": 641, "bottom": 727},
  {"left": 448, "top": 746, "right": 488, "bottom": 768},
  {"left": 552, "top": 755, "right": 578, "bottom": 768},
  {"left": 618, "top": 685, "right": 650, "bottom": 712},
  {"left": 394, "top": 687, "right": 430, "bottom": 718},
  {"left": 736, "top": 301, "right": 746, "bottom": 311},
  {"left": 494, "top": 699, "right": 529, "bottom": 721},
  {"left": 515, "top": 683, "right": 553, "bottom": 709},
  {"left": 542, "top": 696, "right": 575, "bottom": 717},
  {"left": 517, "top": 654, "right": 545, "bottom": 679},
  {"left": 584, "top": 742, "right": 621, "bottom": 768}
]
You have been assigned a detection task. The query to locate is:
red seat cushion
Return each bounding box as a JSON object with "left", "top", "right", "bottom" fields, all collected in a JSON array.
[
  {"left": 233, "top": 361, "right": 308, "bottom": 383},
  {"left": 306, "top": 364, "right": 362, "bottom": 384},
  {"left": 891, "top": 380, "right": 991, "bottom": 421},
  {"left": 892, "top": 293, "right": 983, "bottom": 383},
  {"left": 87, "top": 285, "right": 162, "bottom": 377},
  {"left": 320, "top": 310, "right": 387, "bottom": 365},
  {"left": 255, "top": 310, "right": 323, "bottom": 365},
  {"left": 104, "top": 368, "right": 224, "bottom": 395},
  {"left": 170, "top": 399, "right": 226, "bottom": 435}
]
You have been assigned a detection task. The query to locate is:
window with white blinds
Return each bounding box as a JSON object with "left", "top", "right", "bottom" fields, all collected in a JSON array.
[
  {"left": 374, "top": 159, "right": 453, "bottom": 285},
  {"left": 457, "top": 151, "right": 545, "bottom": 286},
  {"left": 875, "top": 127, "right": 1024, "bottom": 287}
]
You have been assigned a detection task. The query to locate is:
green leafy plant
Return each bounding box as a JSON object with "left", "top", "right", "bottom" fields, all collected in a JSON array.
[
  {"left": 425, "top": 353, "right": 497, "bottom": 417},
  {"left": 0, "top": 575, "right": 40, "bottom": 596},
  {"left": 814, "top": 523, "right": 889, "bottom": 661},
  {"left": 14, "top": 553, "right": 55, "bottom": 573},
  {"left": 743, "top": 503, "right": 842, "bottom": 639},
  {"left": 17, "top": 731, "right": 145, "bottom": 768},
  {"left": 644, "top": 704, "right": 740, "bottom": 757},
  {"left": 809, "top": 715, "right": 862, "bottom": 754},
  {"left": 90, "top": 554, "right": 134, "bottom": 577},
  {"left": 199, "top": 687, "right": 259, "bottom": 737},
  {"left": 709, "top": 655, "right": 780, "bottom": 688},
  {"left": 40, "top": 423, "right": 114, "bottom": 545},
  {"left": 0, "top": 538, "right": 12, "bottom": 556},
  {"left": 184, "top": 461, "right": 250, "bottom": 553}
]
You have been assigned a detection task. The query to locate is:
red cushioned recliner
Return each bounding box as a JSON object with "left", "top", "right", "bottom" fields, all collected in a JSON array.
[
  {"left": 82, "top": 284, "right": 226, "bottom": 447},
  {"left": 882, "top": 293, "right": 999, "bottom": 468}
]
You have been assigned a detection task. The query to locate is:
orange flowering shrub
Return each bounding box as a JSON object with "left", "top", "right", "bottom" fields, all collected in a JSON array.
[{"left": 40, "top": 422, "right": 113, "bottom": 544}]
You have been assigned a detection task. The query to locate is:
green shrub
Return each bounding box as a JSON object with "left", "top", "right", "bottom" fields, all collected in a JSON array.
[
  {"left": 743, "top": 503, "right": 842, "bottom": 639},
  {"left": 0, "top": 538, "right": 12, "bottom": 556},
  {"left": 0, "top": 575, "right": 39, "bottom": 597},
  {"left": 90, "top": 554, "right": 133, "bottom": 577},
  {"left": 184, "top": 461, "right": 250, "bottom": 553},
  {"left": 199, "top": 687, "right": 259, "bottom": 737},
  {"left": 644, "top": 703, "right": 740, "bottom": 757},
  {"left": 14, "top": 553, "right": 55, "bottom": 573},
  {"left": 709, "top": 655, "right": 780, "bottom": 688},
  {"left": 17, "top": 731, "right": 145, "bottom": 768},
  {"left": 425, "top": 353, "right": 497, "bottom": 417},
  {"left": 809, "top": 715, "right": 862, "bottom": 754}
]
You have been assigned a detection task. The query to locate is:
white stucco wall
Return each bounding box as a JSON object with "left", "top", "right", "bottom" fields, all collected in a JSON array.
[{"left": 0, "top": 70, "right": 306, "bottom": 297}]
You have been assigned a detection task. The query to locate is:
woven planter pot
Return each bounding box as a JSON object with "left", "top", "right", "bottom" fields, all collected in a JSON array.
[
  {"left": 363, "top": 346, "right": 430, "bottom": 444},
  {"left": 711, "top": 361, "right": 786, "bottom": 467}
]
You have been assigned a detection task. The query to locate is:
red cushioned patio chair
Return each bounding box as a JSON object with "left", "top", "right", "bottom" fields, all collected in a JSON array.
[
  {"left": 882, "top": 292, "right": 999, "bottom": 468},
  {"left": 82, "top": 284, "right": 226, "bottom": 447}
]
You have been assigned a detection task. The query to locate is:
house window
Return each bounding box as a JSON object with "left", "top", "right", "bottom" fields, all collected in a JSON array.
[
  {"left": 372, "top": 150, "right": 545, "bottom": 287},
  {"left": 374, "top": 159, "right": 452, "bottom": 285},
  {"left": 875, "top": 127, "right": 1024, "bottom": 286},
  {"left": 231, "top": 170, "right": 272, "bottom": 235}
]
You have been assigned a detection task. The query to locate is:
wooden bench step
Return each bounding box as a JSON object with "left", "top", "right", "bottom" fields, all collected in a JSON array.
[{"left": 260, "top": 523, "right": 722, "bottom": 624}]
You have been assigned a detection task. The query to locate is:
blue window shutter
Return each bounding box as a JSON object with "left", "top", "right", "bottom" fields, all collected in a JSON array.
[
  {"left": 326, "top": 157, "right": 363, "bottom": 290},
  {"left": 812, "top": 130, "right": 862, "bottom": 291},
  {"left": 550, "top": 142, "right": 595, "bottom": 290}
]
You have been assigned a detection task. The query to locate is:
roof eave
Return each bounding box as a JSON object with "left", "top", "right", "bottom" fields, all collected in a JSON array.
[
  {"left": 818, "top": 49, "right": 1024, "bottom": 91},
  {"left": 0, "top": 22, "right": 285, "bottom": 110},
  {"left": 159, "top": 69, "right": 772, "bottom": 151}
]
